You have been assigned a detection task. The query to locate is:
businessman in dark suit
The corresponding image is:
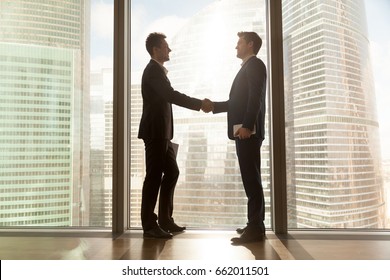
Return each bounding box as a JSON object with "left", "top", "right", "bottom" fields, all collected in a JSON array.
[
  {"left": 138, "top": 32, "right": 213, "bottom": 239},
  {"left": 212, "top": 32, "right": 267, "bottom": 244}
]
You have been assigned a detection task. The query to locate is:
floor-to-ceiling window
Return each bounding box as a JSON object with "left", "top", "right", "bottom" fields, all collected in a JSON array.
[
  {"left": 283, "top": 0, "right": 390, "bottom": 229},
  {"left": 2, "top": 0, "right": 389, "bottom": 232},
  {"left": 0, "top": 0, "right": 113, "bottom": 227},
  {"left": 130, "top": 0, "right": 271, "bottom": 229}
]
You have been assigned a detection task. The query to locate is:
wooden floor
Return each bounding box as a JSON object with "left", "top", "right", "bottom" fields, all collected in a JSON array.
[{"left": 1, "top": 230, "right": 390, "bottom": 260}]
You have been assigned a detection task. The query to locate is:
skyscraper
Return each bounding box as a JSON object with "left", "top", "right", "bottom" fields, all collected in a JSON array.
[
  {"left": 129, "top": 79, "right": 144, "bottom": 227},
  {"left": 282, "top": 0, "right": 385, "bottom": 228},
  {"left": 90, "top": 68, "right": 112, "bottom": 227},
  {"left": 0, "top": 0, "right": 90, "bottom": 226}
]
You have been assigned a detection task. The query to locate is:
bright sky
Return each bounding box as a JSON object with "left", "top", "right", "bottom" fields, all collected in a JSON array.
[
  {"left": 92, "top": 0, "right": 390, "bottom": 159},
  {"left": 90, "top": 0, "right": 114, "bottom": 71},
  {"left": 364, "top": 0, "right": 390, "bottom": 160},
  {"left": 130, "top": 0, "right": 215, "bottom": 73}
]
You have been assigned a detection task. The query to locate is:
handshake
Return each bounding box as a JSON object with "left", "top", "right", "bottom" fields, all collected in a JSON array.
[{"left": 201, "top": 98, "right": 214, "bottom": 113}]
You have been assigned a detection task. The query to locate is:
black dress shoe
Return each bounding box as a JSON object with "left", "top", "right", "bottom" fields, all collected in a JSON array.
[
  {"left": 143, "top": 226, "right": 173, "bottom": 239},
  {"left": 160, "top": 222, "right": 186, "bottom": 233},
  {"left": 237, "top": 226, "right": 265, "bottom": 235},
  {"left": 231, "top": 227, "right": 265, "bottom": 244},
  {"left": 236, "top": 226, "right": 247, "bottom": 234}
]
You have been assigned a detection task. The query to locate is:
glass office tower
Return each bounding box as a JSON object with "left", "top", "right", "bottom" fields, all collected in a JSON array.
[
  {"left": 0, "top": 1, "right": 90, "bottom": 226},
  {"left": 90, "top": 68, "right": 112, "bottom": 227},
  {"left": 129, "top": 80, "right": 144, "bottom": 227},
  {"left": 283, "top": 0, "right": 385, "bottom": 228}
]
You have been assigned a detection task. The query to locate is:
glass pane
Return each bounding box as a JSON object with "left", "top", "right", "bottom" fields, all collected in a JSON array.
[
  {"left": 130, "top": 0, "right": 270, "bottom": 229},
  {"left": 0, "top": 0, "right": 113, "bottom": 227},
  {"left": 283, "top": 0, "right": 390, "bottom": 229}
]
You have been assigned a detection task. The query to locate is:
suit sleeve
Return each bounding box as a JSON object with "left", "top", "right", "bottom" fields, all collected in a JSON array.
[
  {"left": 242, "top": 60, "right": 266, "bottom": 129},
  {"left": 212, "top": 101, "right": 229, "bottom": 114},
  {"left": 148, "top": 64, "right": 202, "bottom": 111}
]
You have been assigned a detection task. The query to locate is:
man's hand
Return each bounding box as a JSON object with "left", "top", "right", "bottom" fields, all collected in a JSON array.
[
  {"left": 201, "top": 98, "right": 214, "bottom": 113},
  {"left": 234, "top": 127, "right": 252, "bottom": 140}
]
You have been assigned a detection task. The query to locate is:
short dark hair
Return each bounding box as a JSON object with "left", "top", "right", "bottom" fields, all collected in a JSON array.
[
  {"left": 145, "top": 32, "right": 166, "bottom": 56},
  {"left": 237, "top": 31, "right": 262, "bottom": 55}
]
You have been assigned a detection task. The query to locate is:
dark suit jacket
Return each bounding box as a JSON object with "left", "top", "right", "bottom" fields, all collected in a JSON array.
[
  {"left": 138, "top": 59, "right": 202, "bottom": 140},
  {"left": 213, "top": 56, "right": 267, "bottom": 140}
]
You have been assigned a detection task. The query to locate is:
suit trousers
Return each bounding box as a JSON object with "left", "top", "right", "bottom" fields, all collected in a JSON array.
[
  {"left": 235, "top": 137, "right": 265, "bottom": 229},
  {"left": 141, "top": 139, "right": 179, "bottom": 230}
]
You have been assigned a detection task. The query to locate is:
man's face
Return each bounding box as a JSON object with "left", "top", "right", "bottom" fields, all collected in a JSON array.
[
  {"left": 235, "top": 37, "right": 252, "bottom": 59},
  {"left": 154, "top": 39, "right": 171, "bottom": 63}
]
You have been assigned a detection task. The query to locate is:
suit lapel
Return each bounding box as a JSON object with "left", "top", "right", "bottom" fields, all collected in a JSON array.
[{"left": 151, "top": 59, "right": 170, "bottom": 83}]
